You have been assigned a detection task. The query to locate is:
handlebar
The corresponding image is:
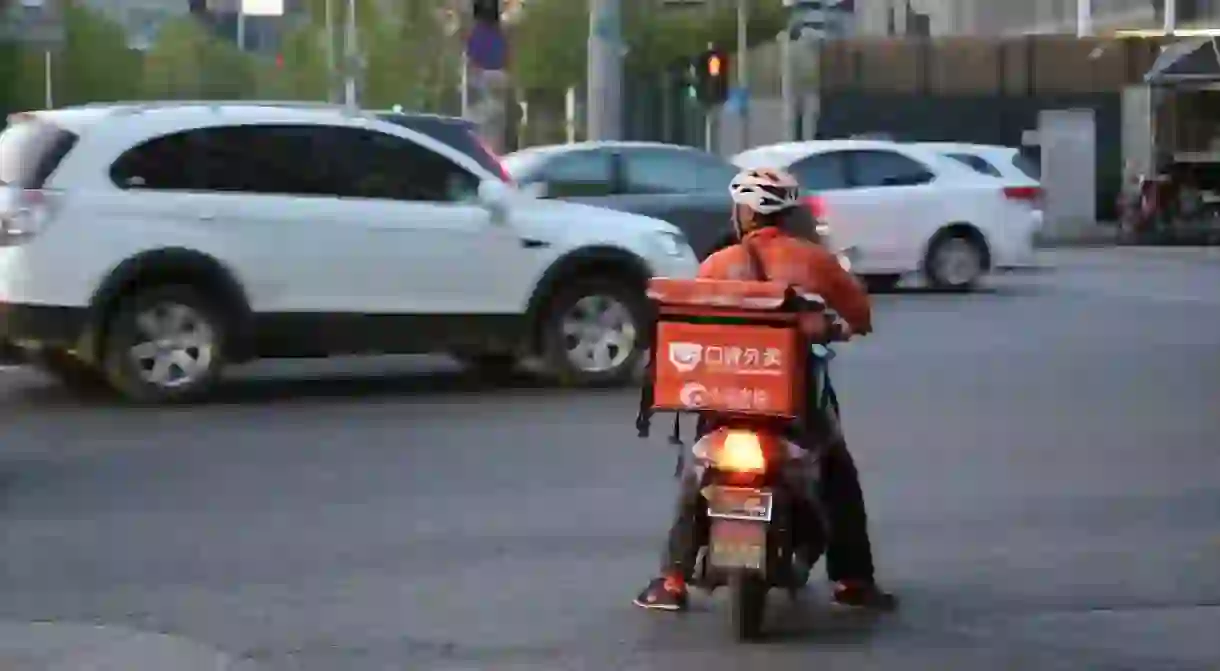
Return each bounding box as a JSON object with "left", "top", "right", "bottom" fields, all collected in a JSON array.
[{"left": 791, "top": 291, "right": 850, "bottom": 343}]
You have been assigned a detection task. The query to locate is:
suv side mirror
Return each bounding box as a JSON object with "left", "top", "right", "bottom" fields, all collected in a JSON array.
[{"left": 477, "top": 179, "right": 512, "bottom": 224}]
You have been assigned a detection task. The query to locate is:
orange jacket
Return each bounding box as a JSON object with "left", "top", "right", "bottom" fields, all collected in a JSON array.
[{"left": 696, "top": 227, "right": 873, "bottom": 335}]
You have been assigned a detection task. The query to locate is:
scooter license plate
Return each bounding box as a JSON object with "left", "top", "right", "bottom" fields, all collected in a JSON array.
[
  {"left": 705, "top": 486, "right": 773, "bottom": 522},
  {"left": 709, "top": 518, "right": 768, "bottom": 570}
]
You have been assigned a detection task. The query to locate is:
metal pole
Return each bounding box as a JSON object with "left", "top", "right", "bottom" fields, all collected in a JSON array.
[
  {"left": 587, "top": 0, "right": 622, "bottom": 140},
  {"left": 704, "top": 111, "right": 713, "bottom": 153},
  {"left": 1163, "top": 0, "right": 1176, "bottom": 34},
  {"left": 460, "top": 52, "right": 470, "bottom": 117},
  {"left": 780, "top": 28, "right": 794, "bottom": 141},
  {"left": 736, "top": 0, "right": 749, "bottom": 151},
  {"left": 236, "top": 1, "right": 246, "bottom": 51},
  {"left": 661, "top": 70, "right": 673, "bottom": 144},
  {"left": 343, "top": 0, "right": 357, "bottom": 109},
  {"left": 565, "top": 86, "right": 577, "bottom": 144},
  {"left": 43, "top": 49, "right": 53, "bottom": 109},
  {"left": 1076, "top": 0, "right": 1092, "bottom": 36},
  {"left": 324, "top": 0, "right": 336, "bottom": 102}
]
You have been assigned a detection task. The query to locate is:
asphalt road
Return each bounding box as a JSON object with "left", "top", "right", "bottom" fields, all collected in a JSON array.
[{"left": 1, "top": 248, "right": 1218, "bottom": 671}]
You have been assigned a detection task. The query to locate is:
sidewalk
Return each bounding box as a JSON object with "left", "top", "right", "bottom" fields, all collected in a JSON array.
[
  {"left": 1034, "top": 221, "right": 1118, "bottom": 248},
  {"left": 0, "top": 622, "right": 257, "bottom": 671}
]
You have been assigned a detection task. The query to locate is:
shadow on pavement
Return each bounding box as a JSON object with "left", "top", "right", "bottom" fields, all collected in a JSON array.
[{"left": 0, "top": 368, "right": 624, "bottom": 411}]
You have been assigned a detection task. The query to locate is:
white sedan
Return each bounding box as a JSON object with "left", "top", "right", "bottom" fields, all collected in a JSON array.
[{"left": 732, "top": 139, "right": 1042, "bottom": 291}]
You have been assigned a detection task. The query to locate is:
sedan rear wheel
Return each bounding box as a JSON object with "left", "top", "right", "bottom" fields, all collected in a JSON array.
[{"left": 925, "top": 233, "right": 986, "bottom": 291}]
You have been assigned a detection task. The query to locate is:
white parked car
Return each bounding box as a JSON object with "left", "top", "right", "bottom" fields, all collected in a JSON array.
[
  {"left": 732, "top": 140, "right": 1042, "bottom": 291},
  {"left": 0, "top": 103, "right": 697, "bottom": 402}
]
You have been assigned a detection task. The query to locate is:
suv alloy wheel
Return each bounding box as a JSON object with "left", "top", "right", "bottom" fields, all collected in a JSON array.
[
  {"left": 101, "top": 285, "right": 229, "bottom": 403},
  {"left": 540, "top": 277, "right": 648, "bottom": 386}
]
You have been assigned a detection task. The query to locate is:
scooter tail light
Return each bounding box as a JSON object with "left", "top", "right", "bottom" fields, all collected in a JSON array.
[{"left": 692, "top": 429, "right": 768, "bottom": 473}]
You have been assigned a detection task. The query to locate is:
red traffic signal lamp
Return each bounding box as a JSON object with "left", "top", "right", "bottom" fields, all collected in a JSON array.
[{"left": 696, "top": 48, "right": 730, "bottom": 106}]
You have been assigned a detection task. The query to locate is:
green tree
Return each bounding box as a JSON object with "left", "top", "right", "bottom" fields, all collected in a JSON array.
[
  {"left": 284, "top": 0, "right": 459, "bottom": 110},
  {"left": 506, "top": 0, "right": 587, "bottom": 96},
  {"left": 53, "top": 2, "right": 143, "bottom": 105},
  {"left": 259, "top": 23, "right": 329, "bottom": 100},
  {"left": 362, "top": 0, "right": 460, "bottom": 111},
  {"left": 511, "top": 0, "right": 788, "bottom": 97},
  {"left": 141, "top": 17, "right": 257, "bottom": 99}
]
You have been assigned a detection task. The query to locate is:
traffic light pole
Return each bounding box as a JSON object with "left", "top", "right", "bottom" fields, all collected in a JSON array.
[
  {"left": 587, "top": 0, "right": 623, "bottom": 141},
  {"left": 736, "top": 0, "right": 749, "bottom": 151}
]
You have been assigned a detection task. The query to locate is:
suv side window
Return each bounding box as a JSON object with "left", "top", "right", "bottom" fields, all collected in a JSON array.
[
  {"left": 110, "top": 131, "right": 198, "bottom": 190},
  {"left": 540, "top": 150, "right": 614, "bottom": 197},
  {"left": 788, "top": 152, "right": 849, "bottom": 190},
  {"left": 847, "top": 150, "right": 935, "bottom": 188},
  {"left": 324, "top": 127, "right": 480, "bottom": 202},
  {"left": 192, "top": 125, "right": 335, "bottom": 196}
]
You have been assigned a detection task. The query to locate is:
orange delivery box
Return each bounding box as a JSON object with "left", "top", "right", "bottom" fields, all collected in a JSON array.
[{"left": 646, "top": 277, "right": 806, "bottom": 418}]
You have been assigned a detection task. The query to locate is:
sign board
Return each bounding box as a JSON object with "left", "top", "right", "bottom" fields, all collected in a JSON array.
[
  {"left": 785, "top": 0, "right": 854, "bottom": 39},
  {"left": 466, "top": 20, "right": 507, "bottom": 71},
  {"left": 727, "top": 87, "right": 749, "bottom": 115},
  {"left": 0, "top": 0, "right": 64, "bottom": 46}
]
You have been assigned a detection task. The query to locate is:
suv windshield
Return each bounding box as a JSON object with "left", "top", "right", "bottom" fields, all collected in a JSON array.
[
  {"left": 0, "top": 118, "right": 79, "bottom": 188},
  {"left": 375, "top": 113, "right": 509, "bottom": 182}
]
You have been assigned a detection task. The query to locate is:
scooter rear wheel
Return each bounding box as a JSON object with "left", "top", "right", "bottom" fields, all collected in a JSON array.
[{"left": 730, "top": 572, "right": 768, "bottom": 642}]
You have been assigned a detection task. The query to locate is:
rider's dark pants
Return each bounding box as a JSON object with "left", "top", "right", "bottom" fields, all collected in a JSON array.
[{"left": 658, "top": 394, "right": 877, "bottom": 584}]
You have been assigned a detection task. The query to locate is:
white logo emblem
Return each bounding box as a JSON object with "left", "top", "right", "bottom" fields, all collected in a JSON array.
[
  {"left": 678, "top": 382, "right": 710, "bottom": 408},
  {"left": 668, "top": 342, "right": 703, "bottom": 372}
]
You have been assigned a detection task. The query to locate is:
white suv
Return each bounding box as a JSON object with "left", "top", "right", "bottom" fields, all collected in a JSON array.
[{"left": 0, "top": 103, "right": 697, "bottom": 402}]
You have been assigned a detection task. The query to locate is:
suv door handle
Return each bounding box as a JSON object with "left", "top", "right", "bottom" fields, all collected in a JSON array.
[{"left": 198, "top": 212, "right": 216, "bottom": 222}]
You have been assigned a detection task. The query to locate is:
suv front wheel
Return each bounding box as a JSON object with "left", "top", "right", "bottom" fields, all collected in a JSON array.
[
  {"left": 101, "top": 285, "right": 229, "bottom": 403},
  {"left": 540, "top": 277, "right": 648, "bottom": 387}
]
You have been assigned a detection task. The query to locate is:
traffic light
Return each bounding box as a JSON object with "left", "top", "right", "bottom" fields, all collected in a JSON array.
[
  {"left": 472, "top": 0, "right": 500, "bottom": 24},
  {"left": 695, "top": 48, "right": 730, "bottom": 106}
]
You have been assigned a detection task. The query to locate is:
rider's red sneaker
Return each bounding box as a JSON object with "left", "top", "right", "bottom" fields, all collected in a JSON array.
[
  {"left": 831, "top": 580, "right": 898, "bottom": 611},
  {"left": 632, "top": 574, "right": 689, "bottom": 612}
]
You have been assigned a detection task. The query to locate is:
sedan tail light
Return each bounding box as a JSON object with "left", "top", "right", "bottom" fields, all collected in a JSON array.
[
  {"left": 802, "top": 194, "right": 827, "bottom": 219},
  {"left": 801, "top": 195, "right": 830, "bottom": 239},
  {"left": 1003, "top": 185, "right": 1042, "bottom": 205}
]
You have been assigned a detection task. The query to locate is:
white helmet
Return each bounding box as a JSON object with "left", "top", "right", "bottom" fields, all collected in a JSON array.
[{"left": 729, "top": 167, "right": 800, "bottom": 215}]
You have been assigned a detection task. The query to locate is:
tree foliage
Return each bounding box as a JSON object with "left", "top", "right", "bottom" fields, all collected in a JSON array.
[
  {"left": 506, "top": 0, "right": 588, "bottom": 96},
  {"left": 141, "top": 16, "right": 256, "bottom": 99},
  {"left": 54, "top": 1, "right": 143, "bottom": 105},
  {"left": 283, "top": 0, "right": 459, "bottom": 111},
  {"left": 511, "top": 0, "right": 789, "bottom": 97}
]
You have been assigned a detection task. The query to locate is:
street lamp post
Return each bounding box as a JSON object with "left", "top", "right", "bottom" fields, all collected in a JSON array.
[
  {"left": 236, "top": 0, "right": 245, "bottom": 50},
  {"left": 324, "top": 0, "right": 336, "bottom": 102},
  {"left": 343, "top": 0, "right": 358, "bottom": 109}
]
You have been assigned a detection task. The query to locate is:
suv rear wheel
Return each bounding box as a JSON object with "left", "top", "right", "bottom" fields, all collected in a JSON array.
[
  {"left": 540, "top": 277, "right": 647, "bottom": 387},
  {"left": 101, "top": 285, "right": 228, "bottom": 403}
]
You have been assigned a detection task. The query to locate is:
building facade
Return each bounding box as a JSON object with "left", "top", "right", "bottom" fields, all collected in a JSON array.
[{"left": 855, "top": 0, "right": 1220, "bottom": 37}]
